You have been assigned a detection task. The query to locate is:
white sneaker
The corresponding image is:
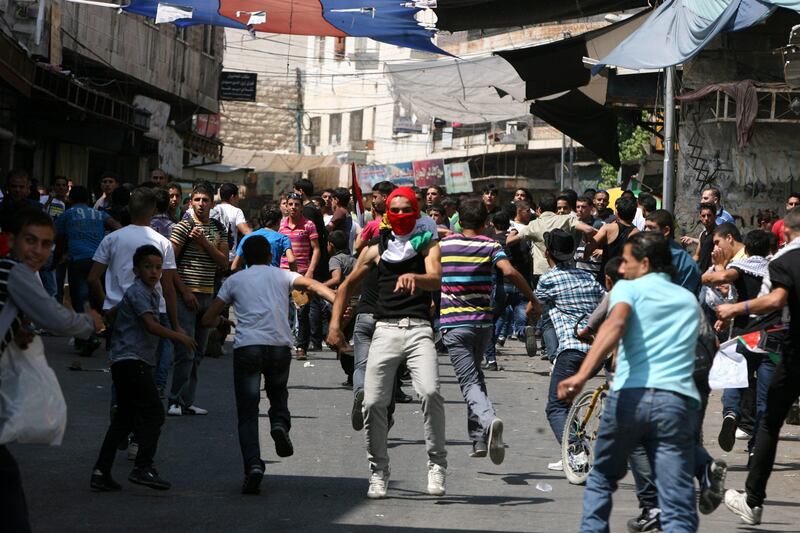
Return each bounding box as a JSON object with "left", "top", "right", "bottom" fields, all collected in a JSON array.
[
  {"left": 367, "top": 470, "right": 389, "bottom": 499},
  {"left": 735, "top": 428, "right": 751, "bottom": 440},
  {"left": 724, "top": 489, "right": 762, "bottom": 525},
  {"left": 547, "top": 459, "right": 563, "bottom": 471},
  {"left": 488, "top": 418, "right": 505, "bottom": 465},
  {"left": 185, "top": 405, "right": 208, "bottom": 415},
  {"left": 569, "top": 451, "right": 588, "bottom": 471},
  {"left": 427, "top": 464, "right": 446, "bottom": 496},
  {"left": 167, "top": 404, "right": 183, "bottom": 416},
  {"left": 126, "top": 442, "right": 138, "bottom": 461}
]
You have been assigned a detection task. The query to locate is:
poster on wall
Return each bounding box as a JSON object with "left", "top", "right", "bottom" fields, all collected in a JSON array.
[
  {"left": 357, "top": 165, "right": 387, "bottom": 193},
  {"left": 444, "top": 162, "right": 473, "bottom": 193},
  {"left": 385, "top": 162, "right": 415, "bottom": 187},
  {"left": 413, "top": 159, "right": 445, "bottom": 188}
]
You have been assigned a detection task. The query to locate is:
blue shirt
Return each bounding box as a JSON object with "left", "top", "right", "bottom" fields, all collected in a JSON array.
[
  {"left": 55, "top": 205, "right": 109, "bottom": 261},
  {"left": 716, "top": 207, "right": 734, "bottom": 226},
  {"left": 609, "top": 272, "right": 700, "bottom": 402},
  {"left": 669, "top": 240, "right": 701, "bottom": 295},
  {"left": 236, "top": 228, "right": 292, "bottom": 268},
  {"left": 108, "top": 278, "right": 160, "bottom": 366}
]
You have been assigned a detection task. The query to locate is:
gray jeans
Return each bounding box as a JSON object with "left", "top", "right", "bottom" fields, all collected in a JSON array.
[
  {"left": 169, "top": 292, "right": 213, "bottom": 408},
  {"left": 363, "top": 318, "right": 447, "bottom": 473},
  {"left": 443, "top": 326, "right": 496, "bottom": 443},
  {"left": 352, "top": 313, "right": 376, "bottom": 395}
]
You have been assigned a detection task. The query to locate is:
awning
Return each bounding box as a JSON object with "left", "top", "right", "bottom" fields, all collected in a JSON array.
[
  {"left": 595, "top": 0, "right": 800, "bottom": 72},
  {"left": 222, "top": 147, "right": 341, "bottom": 173},
  {"left": 433, "top": 0, "right": 648, "bottom": 32}
]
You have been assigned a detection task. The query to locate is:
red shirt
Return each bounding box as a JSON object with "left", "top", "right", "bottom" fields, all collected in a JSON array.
[
  {"left": 279, "top": 216, "right": 318, "bottom": 274},
  {"left": 772, "top": 219, "right": 785, "bottom": 247}
]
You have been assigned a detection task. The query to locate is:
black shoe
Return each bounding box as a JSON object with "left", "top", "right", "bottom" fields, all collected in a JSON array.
[
  {"left": 309, "top": 343, "right": 323, "bottom": 352},
  {"left": 242, "top": 463, "right": 264, "bottom": 495},
  {"left": 394, "top": 390, "right": 414, "bottom": 403},
  {"left": 352, "top": 390, "right": 365, "bottom": 431},
  {"left": 469, "top": 441, "right": 488, "bottom": 458},
  {"left": 79, "top": 336, "right": 101, "bottom": 357},
  {"left": 128, "top": 466, "right": 171, "bottom": 490},
  {"left": 483, "top": 361, "right": 500, "bottom": 371},
  {"left": 90, "top": 469, "right": 122, "bottom": 492},
  {"left": 626, "top": 507, "right": 661, "bottom": 532},
  {"left": 271, "top": 426, "right": 294, "bottom": 458},
  {"left": 718, "top": 413, "right": 737, "bottom": 452},
  {"left": 699, "top": 459, "right": 727, "bottom": 514}
]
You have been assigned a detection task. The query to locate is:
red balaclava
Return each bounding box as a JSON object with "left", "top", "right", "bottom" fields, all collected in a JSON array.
[{"left": 385, "top": 187, "right": 419, "bottom": 236}]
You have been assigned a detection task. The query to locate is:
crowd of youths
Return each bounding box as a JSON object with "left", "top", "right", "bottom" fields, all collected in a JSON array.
[{"left": 0, "top": 166, "right": 798, "bottom": 532}]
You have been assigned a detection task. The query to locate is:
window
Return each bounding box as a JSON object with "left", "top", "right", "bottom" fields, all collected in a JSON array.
[
  {"left": 334, "top": 37, "right": 346, "bottom": 61},
  {"left": 329, "top": 113, "right": 342, "bottom": 145},
  {"left": 202, "top": 25, "right": 215, "bottom": 55},
  {"left": 309, "top": 117, "right": 321, "bottom": 146},
  {"left": 349, "top": 110, "right": 363, "bottom": 142}
]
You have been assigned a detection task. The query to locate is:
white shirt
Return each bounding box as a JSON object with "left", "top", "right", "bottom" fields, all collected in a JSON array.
[
  {"left": 92, "top": 225, "right": 177, "bottom": 312},
  {"left": 211, "top": 203, "right": 247, "bottom": 261},
  {"left": 632, "top": 207, "right": 646, "bottom": 231},
  {"left": 217, "top": 265, "right": 301, "bottom": 348}
]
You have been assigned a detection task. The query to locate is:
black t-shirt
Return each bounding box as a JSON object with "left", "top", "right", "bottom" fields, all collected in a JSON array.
[
  {"left": 769, "top": 248, "right": 800, "bottom": 357},
  {"left": 486, "top": 229, "right": 530, "bottom": 284},
  {"left": 302, "top": 203, "right": 330, "bottom": 282},
  {"left": 698, "top": 229, "right": 715, "bottom": 272},
  {"left": 730, "top": 267, "right": 764, "bottom": 334}
]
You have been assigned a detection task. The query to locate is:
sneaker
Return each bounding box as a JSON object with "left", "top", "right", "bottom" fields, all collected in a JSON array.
[
  {"left": 469, "top": 441, "right": 488, "bottom": 458},
  {"left": 547, "top": 459, "right": 563, "bottom": 471},
  {"left": 167, "top": 404, "right": 182, "bottom": 416},
  {"left": 352, "top": 390, "right": 365, "bottom": 431},
  {"left": 626, "top": 507, "right": 661, "bottom": 532},
  {"left": 568, "top": 450, "right": 589, "bottom": 472},
  {"left": 488, "top": 418, "right": 505, "bottom": 465},
  {"left": 128, "top": 466, "right": 171, "bottom": 490},
  {"left": 295, "top": 348, "right": 307, "bottom": 361},
  {"left": 394, "top": 390, "right": 414, "bottom": 404},
  {"left": 735, "top": 428, "right": 751, "bottom": 440},
  {"left": 427, "top": 464, "right": 446, "bottom": 496},
  {"left": 184, "top": 405, "right": 208, "bottom": 415},
  {"left": 127, "top": 441, "right": 139, "bottom": 461},
  {"left": 724, "top": 489, "right": 762, "bottom": 525},
  {"left": 483, "top": 361, "right": 501, "bottom": 371},
  {"left": 496, "top": 336, "right": 505, "bottom": 347},
  {"left": 242, "top": 463, "right": 264, "bottom": 495},
  {"left": 699, "top": 459, "right": 728, "bottom": 514},
  {"left": 367, "top": 470, "right": 389, "bottom": 499},
  {"left": 90, "top": 469, "right": 122, "bottom": 492},
  {"left": 509, "top": 334, "right": 518, "bottom": 341},
  {"left": 718, "top": 413, "right": 737, "bottom": 452},
  {"left": 309, "top": 343, "right": 322, "bottom": 352},
  {"left": 270, "top": 426, "right": 294, "bottom": 458}
]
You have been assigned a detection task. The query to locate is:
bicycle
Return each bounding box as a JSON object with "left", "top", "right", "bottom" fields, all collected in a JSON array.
[{"left": 561, "top": 380, "right": 608, "bottom": 485}]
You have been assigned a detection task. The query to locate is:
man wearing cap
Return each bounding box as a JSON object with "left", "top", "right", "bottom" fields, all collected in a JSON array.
[
  {"left": 326, "top": 187, "right": 447, "bottom": 500},
  {"left": 534, "top": 229, "right": 605, "bottom": 472}
]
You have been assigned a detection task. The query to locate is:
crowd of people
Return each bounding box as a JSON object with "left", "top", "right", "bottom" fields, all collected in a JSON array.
[{"left": 0, "top": 166, "right": 798, "bottom": 532}]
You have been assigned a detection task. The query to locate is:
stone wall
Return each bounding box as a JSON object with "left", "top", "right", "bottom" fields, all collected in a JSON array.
[
  {"left": 218, "top": 75, "right": 300, "bottom": 152},
  {"left": 674, "top": 11, "right": 800, "bottom": 238}
]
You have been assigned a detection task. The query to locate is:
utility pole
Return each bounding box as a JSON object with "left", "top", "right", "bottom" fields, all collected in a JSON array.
[{"left": 662, "top": 66, "right": 676, "bottom": 212}]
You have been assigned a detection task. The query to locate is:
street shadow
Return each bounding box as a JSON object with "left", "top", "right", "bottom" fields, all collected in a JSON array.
[
  {"left": 388, "top": 487, "right": 553, "bottom": 507},
  {"left": 289, "top": 385, "right": 352, "bottom": 391},
  {"left": 387, "top": 438, "right": 425, "bottom": 449},
  {"left": 476, "top": 471, "right": 565, "bottom": 486}
]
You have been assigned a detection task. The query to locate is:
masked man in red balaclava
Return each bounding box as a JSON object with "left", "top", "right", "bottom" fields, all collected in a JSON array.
[{"left": 326, "top": 187, "right": 447, "bottom": 500}]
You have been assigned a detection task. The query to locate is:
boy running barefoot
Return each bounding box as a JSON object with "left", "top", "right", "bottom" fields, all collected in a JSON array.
[{"left": 91, "top": 245, "right": 196, "bottom": 492}]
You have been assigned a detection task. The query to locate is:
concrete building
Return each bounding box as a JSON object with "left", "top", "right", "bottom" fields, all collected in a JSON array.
[{"left": 0, "top": 2, "right": 223, "bottom": 195}]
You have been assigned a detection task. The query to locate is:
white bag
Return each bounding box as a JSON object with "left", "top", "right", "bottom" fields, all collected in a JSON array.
[
  {"left": 0, "top": 336, "right": 67, "bottom": 445},
  {"left": 708, "top": 338, "right": 749, "bottom": 390}
]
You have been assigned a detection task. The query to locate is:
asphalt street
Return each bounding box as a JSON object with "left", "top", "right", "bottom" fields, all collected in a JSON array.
[{"left": 11, "top": 335, "right": 800, "bottom": 532}]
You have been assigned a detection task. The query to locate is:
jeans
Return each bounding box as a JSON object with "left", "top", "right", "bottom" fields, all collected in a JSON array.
[
  {"left": 721, "top": 348, "right": 775, "bottom": 451},
  {"left": 629, "top": 368, "right": 713, "bottom": 512},
  {"left": 295, "top": 301, "right": 310, "bottom": 350},
  {"left": 443, "top": 327, "right": 495, "bottom": 442},
  {"left": 581, "top": 389, "right": 699, "bottom": 533},
  {"left": 745, "top": 356, "right": 800, "bottom": 508},
  {"left": 542, "top": 316, "right": 559, "bottom": 362},
  {"left": 546, "top": 349, "right": 586, "bottom": 443},
  {"left": 309, "top": 296, "right": 330, "bottom": 347},
  {"left": 352, "top": 313, "right": 375, "bottom": 395},
  {"left": 40, "top": 255, "right": 57, "bottom": 298},
  {"left": 169, "top": 292, "right": 213, "bottom": 408},
  {"left": 154, "top": 313, "right": 174, "bottom": 390},
  {"left": 95, "top": 360, "right": 164, "bottom": 471},
  {"left": 363, "top": 319, "right": 446, "bottom": 473},
  {"left": 494, "top": 283, "right": 527, "bottom": 339},
  {"left": 0, "top": 445, "right": 30, "bottom": 533},
  {"left": 68, "top": 259, "right": 93, "bottom": 313},
  {"left": 233, "top": 345, "right": 292, "bottom": 473}
]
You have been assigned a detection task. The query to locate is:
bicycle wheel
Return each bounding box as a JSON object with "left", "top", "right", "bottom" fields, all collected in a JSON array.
[{"left": 561, "top": 387, "right": 606, "bottom": 485}]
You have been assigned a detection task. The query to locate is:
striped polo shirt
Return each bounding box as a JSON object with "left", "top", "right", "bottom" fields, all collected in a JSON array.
[
  {"left": 439, "top": 234, "right": 507, "bottom": 329},
  {"left": 279, "top": 216, "right": 318, "bottom": 275},
  {"left": 0, "top": 257, "right": 22, "bottom": 353},
  {"left": 170, "top": 217, "right": 227, "bottom": 294}
]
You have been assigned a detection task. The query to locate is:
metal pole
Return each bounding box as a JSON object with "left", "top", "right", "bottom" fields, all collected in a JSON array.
[
  {"left": 560, "top": 133, "right": 566, "bottom": 190},
  {"left": 662, "top": 66, "right": 676, "bottom": 212}
]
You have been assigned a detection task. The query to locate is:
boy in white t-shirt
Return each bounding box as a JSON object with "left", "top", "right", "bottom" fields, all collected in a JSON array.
[{"left": 201, "top": 235, "right": 335, "bottom": 495}]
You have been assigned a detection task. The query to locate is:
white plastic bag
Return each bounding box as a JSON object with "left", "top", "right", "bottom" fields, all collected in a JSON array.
[
  {"left": 0, "top": 336, "right": 67, "bottom": 445},
  {"left": 708, "top": 338, "right": 749, "bottom": 390}
]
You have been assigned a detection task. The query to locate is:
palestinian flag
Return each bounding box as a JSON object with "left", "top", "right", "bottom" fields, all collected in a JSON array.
[
  {"left": 737, "top": 327, "right": 785, "bottom": 364},
  {"left": 351, "top": 163, "right": 365, "bottom": 227}
]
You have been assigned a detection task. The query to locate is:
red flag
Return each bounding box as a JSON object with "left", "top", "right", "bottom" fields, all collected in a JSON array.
[{"left": 351, "top": 163, "right": 365, "bottom": 227}]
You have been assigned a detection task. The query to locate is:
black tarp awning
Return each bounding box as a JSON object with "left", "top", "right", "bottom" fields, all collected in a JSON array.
[{"left": 435, "top": 0, "right": 648, "bottom": 32}]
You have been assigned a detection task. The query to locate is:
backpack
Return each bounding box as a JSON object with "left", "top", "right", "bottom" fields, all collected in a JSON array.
[{"left": 175, "top": 216, "right": 227, "bottom": 267}]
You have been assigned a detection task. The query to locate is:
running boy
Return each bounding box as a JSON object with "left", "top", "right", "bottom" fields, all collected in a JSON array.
[{"left": 91, "top": 245, "right": 196, "bottom": 492}]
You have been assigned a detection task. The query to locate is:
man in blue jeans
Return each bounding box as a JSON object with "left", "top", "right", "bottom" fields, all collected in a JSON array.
[
  {"left": 559, "top": 232, "right": 712, "bottom": 533},
  {"left": 202, "top": 236, "right": 334, "bottom": 494},
  {"left": 534, "top": 229, "right": 604, "bottom": 472}
]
